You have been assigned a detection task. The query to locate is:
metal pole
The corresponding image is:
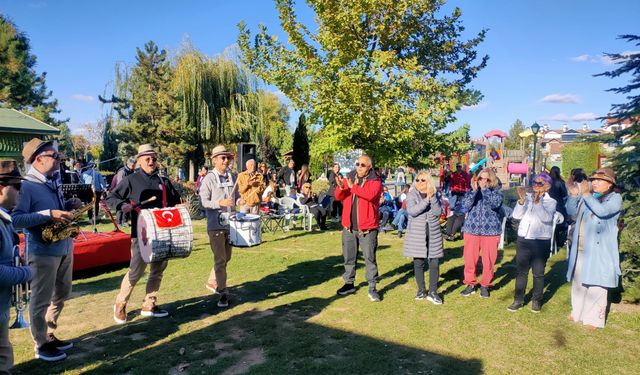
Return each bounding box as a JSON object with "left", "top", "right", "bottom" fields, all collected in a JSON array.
[{"left": 531, "top": 133, "right": 537, "bottom": 185}]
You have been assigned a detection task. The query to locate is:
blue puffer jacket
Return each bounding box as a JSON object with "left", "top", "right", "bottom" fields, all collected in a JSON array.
[
  {"left": 566, "top": 192, "right": 622, "bottom": 288},
  {"left": 460, "top": 188, "right": 503, "bottom": 236}
]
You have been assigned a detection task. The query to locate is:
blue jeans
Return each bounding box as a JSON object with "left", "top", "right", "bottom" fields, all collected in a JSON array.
[{"left": 392, "top": 209, "right": 407, "bottom": 232}]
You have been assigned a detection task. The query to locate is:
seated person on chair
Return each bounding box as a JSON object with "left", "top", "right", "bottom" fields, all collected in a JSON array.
[{"left": 299, "top": 182, "right": 328, "bottom": 230}]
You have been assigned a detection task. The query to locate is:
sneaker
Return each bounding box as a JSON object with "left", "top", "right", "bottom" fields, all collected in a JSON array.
[
  {"left": 531, "top": 300, "right": 541, "bottom": 313},
  {"left": 205, "top": 283, "right": 218, "bottom": 294},
  {"left": 140, "top": 306, "right": 169, "bottom": 318},
  {"left": 113, "top": 303, "right": 127, "bottom": 325},
  {"left": 460, "top": 285, "right": 475, "bottom": 297},
  {"left": 368, "top": 289, "right": 381, "bottom": 302},
  {"left": 217, "top": 294, "right": 230, "bottom": 308},
  {"left": 426, "top": 292, "right": 443, "bottom": 305},
  {"left": 507, "top": 301, "right": 524, "bottom": 312},
  {"left": 47, "top": 334, "right": 73, "bottom": 351},
  {"left": 35, "top": 342, "right": 67, "bottom": 362},
  {"left": 397, "top": 231, "right": 403, "bottom": 238},
  {"left": 336, "top": 283, "right": 356, "bottom": 296},
  {"left": 480, "top": 286, "right": 490, "bottom": 298},
  {"left": 415, "top": 290, "right": 427, "bottom": 300}
]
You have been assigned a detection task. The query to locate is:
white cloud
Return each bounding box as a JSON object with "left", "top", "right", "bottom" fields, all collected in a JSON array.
[
  {"left": 540, "top": 112, "right": 598, "bottom": 122},
  {"left": 540, "top": 93, "right": 579, "bottom": 104},
  {"left": 461, "top": 101, "right": 488, "bottom": 111},
  {"left": 71, "top": 94, "right": 95, "bottom": 102},
  {"left": 570, "top": 54, "right": 589, "bottom": 62}
]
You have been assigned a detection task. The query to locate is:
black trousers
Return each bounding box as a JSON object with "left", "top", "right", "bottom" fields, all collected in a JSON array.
[
  {"left": 446, "top": 214, "right": 465, "bottom": 236},
  {"left": 514, "top": 237, "right": 551, "bottom": 303},
  {"left": 414, "top": 258, "right": 440, "bottom": 293},
  {"left": 309, "top": 206, "right": 327, "bottom": 229}
]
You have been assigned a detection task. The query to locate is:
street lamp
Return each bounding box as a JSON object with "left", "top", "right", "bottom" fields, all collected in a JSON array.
[{"left": 531, "top": 122, "right": 540, "bottom": 184}]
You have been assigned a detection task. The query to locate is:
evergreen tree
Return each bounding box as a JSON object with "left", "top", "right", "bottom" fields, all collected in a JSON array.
[
  {"left": 0, "top": 15, "right": 67, "bottom": 127},
  {"left": 505, "top": 119, "right": 528, "bottom": 150},
  {"left": 292, "top": 113, "right": 310, "bottom": 170},
  {"left": 100, "top": 118, "right": 119, "bottom": 172},
  {"left": 595, "top": 35, "right": 640, "bottom": 302}
]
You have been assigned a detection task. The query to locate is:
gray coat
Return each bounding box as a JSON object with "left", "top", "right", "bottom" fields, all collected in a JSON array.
[{"left": 403, "top": 189, "right": 444, "bottom": 259}]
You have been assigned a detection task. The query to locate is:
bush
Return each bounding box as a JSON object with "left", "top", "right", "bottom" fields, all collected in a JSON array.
[
  {"left": 312, "top": 178, "right": 329, "bottom": 196},
  {"left": 619, "top": 189, "right": 640, "bottom": 303},
  {"left": 561, "top": 143, "right": 600, "bottom": 177}
]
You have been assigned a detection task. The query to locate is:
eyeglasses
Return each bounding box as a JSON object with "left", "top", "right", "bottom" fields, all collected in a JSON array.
[
  {"left": 477, "top": 177, "right": 486, "bottom": 181},
  {"left": 40, "top": 152, "right": 61, "bottom": 161},
  {"left": 415, "top": 179, "right": 428, "bottom": 183},
  {"left": 143, "top": 157, "right": 157, "bottom": 162},
  {"left": 0, "top": 182, "right": 21, "bottom": 191},
  {"left": 355, "top": 162, "right": 369, "bottom": 168},
  {"left": 533, "top": 181, "right": 545, "bottom": 186},
  {"left": 219, "top": 156, "right": 230, "bottom": 161}
]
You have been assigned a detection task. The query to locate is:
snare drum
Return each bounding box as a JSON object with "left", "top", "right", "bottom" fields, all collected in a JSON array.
[
  {"left": 137, "top": 207, "right": 193, "bottom": 263},
  {"left": 229, "top": 214, "right": 261, "bottom": 247}
]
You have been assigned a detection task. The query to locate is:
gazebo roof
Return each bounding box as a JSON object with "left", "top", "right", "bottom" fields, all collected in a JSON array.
[{"left": 0, "top": 108, "right": 60, "bottom": 135}]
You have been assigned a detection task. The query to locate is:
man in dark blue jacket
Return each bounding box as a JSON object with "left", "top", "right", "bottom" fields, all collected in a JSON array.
[{"left": 0, "top": 160, "right": 33, "bottom": 372}]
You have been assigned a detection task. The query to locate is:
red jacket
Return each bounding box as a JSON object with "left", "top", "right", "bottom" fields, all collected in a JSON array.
[
  {"left": 451, "top": 171, "right": 469, "bottom": 194},
  {"left": 335, "top": 170, "right": 383, "bottom": 231}
]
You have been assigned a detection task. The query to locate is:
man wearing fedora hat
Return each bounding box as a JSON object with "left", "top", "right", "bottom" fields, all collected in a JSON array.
[
  {"left": 199, "top": 145, "right": 238, "bottom": 308},
  {"left": 107, "top": 144, "right": 181, "bottom": 324},
  {"left": 11, "top": 138, "right": 83, "bottom": 362},
  {"left": 0, "top": 160, "right": 34, "bottom": 372}
]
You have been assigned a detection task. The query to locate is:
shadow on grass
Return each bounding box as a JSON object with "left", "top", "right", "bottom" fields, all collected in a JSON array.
[{"left": 20, "top": 296, "right": 484, "bottom": 374}]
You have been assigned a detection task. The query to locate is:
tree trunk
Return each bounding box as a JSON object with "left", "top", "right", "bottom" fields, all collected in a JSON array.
[{"left": 188, "top": 158, "right": 195, "bottom": 182}]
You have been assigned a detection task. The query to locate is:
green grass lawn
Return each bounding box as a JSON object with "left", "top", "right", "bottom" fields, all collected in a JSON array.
[{"left": 9, "top": 218, "right": 639, "bottom": 374}]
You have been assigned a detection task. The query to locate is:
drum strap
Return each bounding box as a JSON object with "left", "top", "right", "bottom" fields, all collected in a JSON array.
[{"left": 160, "top": 179, "right": 168, "bottom": 208}]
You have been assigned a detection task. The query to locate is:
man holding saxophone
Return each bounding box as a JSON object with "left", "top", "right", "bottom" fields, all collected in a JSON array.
[
  {"left": 11, "top": 139, "right": 82, "bottom": 362},
  {"left": 0, "top": 160, "right": 33, "bottom": 372}
]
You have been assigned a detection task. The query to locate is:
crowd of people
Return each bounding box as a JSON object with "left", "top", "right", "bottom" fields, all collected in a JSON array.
[{"left": 0, "top": 139, "right": 624, "bottom": 371}]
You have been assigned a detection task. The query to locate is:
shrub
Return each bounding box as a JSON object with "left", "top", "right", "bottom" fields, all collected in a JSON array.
[{"left": 561, "top": 142, "right": 600, "bottom": 177}]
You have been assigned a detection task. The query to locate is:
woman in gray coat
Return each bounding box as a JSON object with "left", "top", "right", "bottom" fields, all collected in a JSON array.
[{"left": 403, "top": 171, "right": 444, "bottom": 305}]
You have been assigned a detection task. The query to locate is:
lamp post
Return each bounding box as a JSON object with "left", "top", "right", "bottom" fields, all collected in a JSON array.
[{"left": 531, "top": 122, "right": 540, "bottom": 184}]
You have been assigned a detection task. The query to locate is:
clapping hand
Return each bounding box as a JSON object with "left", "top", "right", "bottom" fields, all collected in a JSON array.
[
  {"left": 578, "top": 180, "right": 590, "bottom": 196},
  {"left": 516, "top": 186, "right": 526, "bottom": 203}
]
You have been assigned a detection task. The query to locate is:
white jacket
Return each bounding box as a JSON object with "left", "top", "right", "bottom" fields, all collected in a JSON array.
[{"left": 511, "top": 192, "right": 557, "bottom": 240}]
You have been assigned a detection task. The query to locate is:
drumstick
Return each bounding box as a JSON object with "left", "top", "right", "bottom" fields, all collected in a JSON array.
[{"left": 130, "top": 196, "right": 157, "bottom": 213}]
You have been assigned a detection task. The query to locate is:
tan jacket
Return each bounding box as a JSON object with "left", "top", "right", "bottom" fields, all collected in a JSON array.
[{"left": 237, "top": 171, "right": 265, "bottom": 207}]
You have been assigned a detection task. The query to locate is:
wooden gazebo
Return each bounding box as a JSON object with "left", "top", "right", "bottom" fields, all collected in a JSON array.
[{"left": 0, "top": 108, "right": 60, "bottom": 161}]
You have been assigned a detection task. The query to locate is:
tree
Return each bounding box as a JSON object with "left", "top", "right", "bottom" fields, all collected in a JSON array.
[
  {"left": 238, "top": 0, "right": 488, "bottom": 166},
  {"left": 100, "top": 118, "right": 120, "bottom": 172},
  {"left": 292, "top": 113, "right": 310, "bottom": 169},
  {"left": 0, "top": 15, "right": 67, "bottom": 127},
  {"left": 504, "top": 119, "right": 529, "bottom": 150},
  {"left": 595, "top": 35, "right": 640, "bottom": 302},
  {"left": 254, "top": 90, "right": 292, "bottom": 166}
]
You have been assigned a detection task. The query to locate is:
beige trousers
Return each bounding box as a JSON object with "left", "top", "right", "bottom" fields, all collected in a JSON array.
[
  {"left": 207, "top": 230, "right": 232, "bottom": 294},
  {"left": 28, "top": 252, "right": 73, "bottom": 348},
  {"left": 571, "top": 252, "right": 608, "bottom": 328},
  {"left": 0, "top": 318, "right": 12, "bottom": 374},
  {"left": 115, "top": 238, "right": 168, "bottom": 309}
]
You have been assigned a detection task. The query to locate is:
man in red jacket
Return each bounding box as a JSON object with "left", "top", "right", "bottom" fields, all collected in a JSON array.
[{"left": 334, "top": 155, "right": 383, "bottom": 301}]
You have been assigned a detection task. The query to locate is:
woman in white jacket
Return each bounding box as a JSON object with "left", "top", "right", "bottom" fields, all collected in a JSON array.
[{"left": 507, "top": 173, "right": 557, "bottom": 313}]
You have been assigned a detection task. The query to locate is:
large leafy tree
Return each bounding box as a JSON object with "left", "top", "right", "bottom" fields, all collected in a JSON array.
[
  {"left": 254, "top": 90, "right": 292, "bottom": 166},
  {"left": 596, "top": 35, "right": 640, "bottom": 302},
  {"left": 0, "top": 14, "right": 68, "bottom": 134},
  {"left": 238, "top": 0, "right": 487, "bottom": 166}
]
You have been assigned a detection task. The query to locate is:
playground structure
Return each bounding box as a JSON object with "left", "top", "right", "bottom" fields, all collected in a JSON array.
[{"left": 472, "top": 130, "right": 528, "bottom": 187}]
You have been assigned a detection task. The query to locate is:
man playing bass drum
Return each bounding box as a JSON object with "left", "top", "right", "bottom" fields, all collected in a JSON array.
[{"left": 108, "top": 144, "right": 181, "bottom": 324}]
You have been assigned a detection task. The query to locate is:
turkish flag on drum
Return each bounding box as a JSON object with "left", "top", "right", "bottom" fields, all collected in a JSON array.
[{"left": 153, "top": 208, "right": 184, "bottom": 228}]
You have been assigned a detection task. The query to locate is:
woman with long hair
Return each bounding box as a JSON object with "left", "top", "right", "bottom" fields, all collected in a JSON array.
[
  {"left": 566, "top": 168, "right": 622, "bottom": 329},
  {"left": 459, "top": 169, "right": 503, "bottom": 298},
  {"left": 507, "top": 173, "right": 557, "bottom": 313},
  {"left": 297, "top": 164, "right": 311, "bottom": 192},
  {"left": 403, "top": 171, "right": 444, "bottom": 304}
]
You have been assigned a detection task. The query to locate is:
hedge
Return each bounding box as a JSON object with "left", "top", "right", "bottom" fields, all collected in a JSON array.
[{"left": 561, "top": 142, "right": 600, "bottom": 177}]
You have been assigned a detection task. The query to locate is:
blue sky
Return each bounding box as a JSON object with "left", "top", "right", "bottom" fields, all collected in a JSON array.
[{"left": 1, "top": 0, "right": 638, "bottom": 138}]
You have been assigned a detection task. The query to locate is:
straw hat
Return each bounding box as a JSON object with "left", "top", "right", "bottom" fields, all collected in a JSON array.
[
  {"left": 0, "top": 160, "right": 25, "bottom": 184},
  {"left": 135, "top": 144, "right": 157, "bottom": 159},
  {"left": 589, "top": 167, "right": 616, "bottom": 186},
  {"left": 22, "top": 138, "right": 54, "bottom": 164},
  {"left": 210, "top": 145, "right": 233, "bottom": 159}
]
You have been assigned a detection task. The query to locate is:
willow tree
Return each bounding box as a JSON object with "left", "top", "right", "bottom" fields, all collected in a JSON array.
[
  {"left": 172, "top": 49, "right": 261, "bottom": 179},
  {"left": 238, "top": 0, "right": 487, "bottom": 166}
]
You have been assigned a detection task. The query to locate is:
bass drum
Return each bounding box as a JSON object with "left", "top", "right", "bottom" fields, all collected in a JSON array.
[{"left": 137, "top": 207, "right": 193, "bottom": 263}]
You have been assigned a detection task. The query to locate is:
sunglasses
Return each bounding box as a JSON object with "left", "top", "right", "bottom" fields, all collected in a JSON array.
[
  {"left": 0, "top": 182, "right": 21, "bottom": 191},
  {"left": 355, "top": 162, "right": 369, "bottom": 167},
  {"left": 477, "top": 177, "right": 486, "bottom": 181},
  {"left": 40, "top": 152, "right": 61, "bottom": 161},
  {"left": 143, "top": 157, "right": 158, "bottom": 162},
  {"left": 415, "top": 178, "right": 428, "bottom": 182},
  {"left": 532, "top": 181, "right": 545, "bottom": 186},
  {"left": 219, "top": 156, "right": 230, "bottom": 161}
]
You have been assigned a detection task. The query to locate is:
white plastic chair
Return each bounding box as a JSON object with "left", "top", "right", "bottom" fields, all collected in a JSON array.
[
  {"left": 498, "top": 216, "right": 508, "bottom": 250},
  {"left": 279, "top": 197, "right": 312, "bottom": 230},
  {"left": 550, "top": 212, "right": 565, "bottom": 255}
]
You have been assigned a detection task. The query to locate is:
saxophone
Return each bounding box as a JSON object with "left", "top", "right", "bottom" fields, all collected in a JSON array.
[{"left": 41, "top": 200, "right": 94, "bottom": 244}]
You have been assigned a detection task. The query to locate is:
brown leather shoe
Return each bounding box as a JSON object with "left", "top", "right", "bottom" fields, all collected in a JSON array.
[{"left": 113, "top": 303, "right": 127, "bottom": 324}]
